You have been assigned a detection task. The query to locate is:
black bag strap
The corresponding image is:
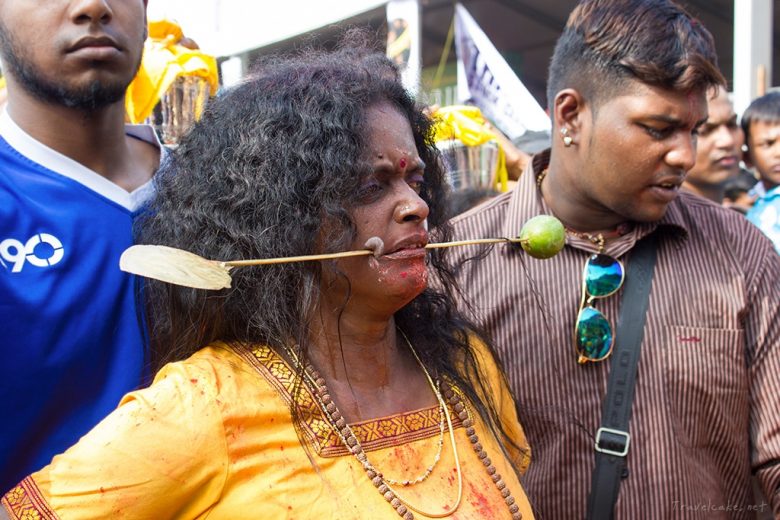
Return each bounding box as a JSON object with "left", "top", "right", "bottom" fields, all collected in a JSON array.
[{"left": 586, "top": 232, "right": 659, "bottom": 520}]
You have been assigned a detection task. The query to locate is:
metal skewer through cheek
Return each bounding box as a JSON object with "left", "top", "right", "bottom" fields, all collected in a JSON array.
[{"left": 119, "top": 236, "right": 528, "bottom": 291}]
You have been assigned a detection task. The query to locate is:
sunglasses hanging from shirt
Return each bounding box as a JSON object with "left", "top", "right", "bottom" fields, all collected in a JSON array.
[{"left": 574, "top": 253, "right": 625, "bottom": 363}]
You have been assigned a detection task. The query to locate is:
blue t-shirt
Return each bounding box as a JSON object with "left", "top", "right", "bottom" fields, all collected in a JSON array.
[
  {"left": 746, "top": 184, "right": 780, "bottom": 254},
  {"left": 0, "top": 113, "right": 159, "bottom": 491}
]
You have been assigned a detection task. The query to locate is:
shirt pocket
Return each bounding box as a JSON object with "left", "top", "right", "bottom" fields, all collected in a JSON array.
[{"left": 663, "top": 326, "right": 748, "bottom": 450}]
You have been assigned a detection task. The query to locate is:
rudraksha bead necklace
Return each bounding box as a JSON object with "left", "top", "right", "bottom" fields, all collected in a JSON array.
[{"left": 285, "top": 329, "right": 523, "bottom": 519}]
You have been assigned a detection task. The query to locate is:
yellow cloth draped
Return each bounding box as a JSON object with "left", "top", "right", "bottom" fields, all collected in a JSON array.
[
  {"left": 125, "top": 19, "right": 219, "bottom": 124},
  {"left": 432, "top": 105, "right": 509, "bottom": 192},
  {"left": 2, "top": 341, "right": 534, "bottom": 519}
]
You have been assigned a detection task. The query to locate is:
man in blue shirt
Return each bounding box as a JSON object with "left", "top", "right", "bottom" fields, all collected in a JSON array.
[{"left": 0, "top": 0, "right": 160, "bottom": 491}]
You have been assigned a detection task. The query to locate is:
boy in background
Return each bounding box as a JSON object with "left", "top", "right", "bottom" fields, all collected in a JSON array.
[{"left": 743, "top": 91, "right": 780, "bottom": 252}]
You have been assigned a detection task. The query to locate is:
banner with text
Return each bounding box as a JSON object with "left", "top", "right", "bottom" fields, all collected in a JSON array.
[{"left": 454, "top": 3, "right": 550, "bottom": 139}]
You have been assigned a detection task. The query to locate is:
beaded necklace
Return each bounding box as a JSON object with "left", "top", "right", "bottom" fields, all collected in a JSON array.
[
  {"left": 565, "top": 228, "right": 606, "bottom": 253},
  {"left": 284, "top": 331, "right": 524, "bottom": 519},
  {"left": 537, "top": 167, "right": 632, "bottom": 254}
]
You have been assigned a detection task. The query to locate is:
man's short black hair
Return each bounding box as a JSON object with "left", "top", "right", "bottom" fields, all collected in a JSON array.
[{"left": 547, "top": 0, "right": 724, "bottom": 113}]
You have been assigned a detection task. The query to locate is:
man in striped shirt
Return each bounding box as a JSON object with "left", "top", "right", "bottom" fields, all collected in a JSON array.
[{"left": 449, "top": 1, "right": 780, "bottom": 518}]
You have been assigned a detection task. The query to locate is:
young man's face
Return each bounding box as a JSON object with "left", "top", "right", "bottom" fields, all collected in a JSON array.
[
  {"left": 0, "top": 0, "right": 147, "bottom": 110},
  {"left": 684, "top": 86, "right": 744, "bottom": 189},
  {"left": 746, "top": 119, "right": 780, "bottom": 191},
  {"left": 571, "top": 81, "right": 707, "bottom": 224}
]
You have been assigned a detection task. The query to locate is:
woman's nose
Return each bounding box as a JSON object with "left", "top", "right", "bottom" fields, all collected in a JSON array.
[{"left": 394, "top": 185, "right": 429, "bottom": 223}]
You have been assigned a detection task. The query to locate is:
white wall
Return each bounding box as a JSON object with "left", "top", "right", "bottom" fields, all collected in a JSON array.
[{"left": 147, "top": 0, "right": 386, "bottom": 58}]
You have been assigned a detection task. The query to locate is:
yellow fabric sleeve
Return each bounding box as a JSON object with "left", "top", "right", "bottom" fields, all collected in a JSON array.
[{"left": 28, "top": 360, "right": 229, "bottom": 519}]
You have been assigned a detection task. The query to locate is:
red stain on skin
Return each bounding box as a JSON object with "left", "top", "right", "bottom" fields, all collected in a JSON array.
[
  {"left": 404, "top": 263, "right": 428, "bottom": 292},
  {"left": 374, "top": 258, "right": 428, "bottom": 299},
  {"left": 399, "top": 157, "right": 407, "bottom": 169}
]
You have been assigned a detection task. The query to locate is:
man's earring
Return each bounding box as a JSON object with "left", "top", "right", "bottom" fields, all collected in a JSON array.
[{"left": 561, "top": 128, "right": 573, "bottom": 147}]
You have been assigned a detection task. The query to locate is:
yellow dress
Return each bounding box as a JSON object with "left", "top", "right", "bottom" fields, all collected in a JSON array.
[{"left": 2, "top": 342, "right": 534, "bottom": 519}]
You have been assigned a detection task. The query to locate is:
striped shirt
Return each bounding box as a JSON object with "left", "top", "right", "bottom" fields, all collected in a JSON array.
[{"left": 448, "top": 150, "right": 780, "bottom": 519}]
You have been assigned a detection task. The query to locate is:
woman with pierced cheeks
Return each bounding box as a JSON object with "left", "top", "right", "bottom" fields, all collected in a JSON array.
[{"left": 1, "top": 44, "right": 534, "bottom": 520}]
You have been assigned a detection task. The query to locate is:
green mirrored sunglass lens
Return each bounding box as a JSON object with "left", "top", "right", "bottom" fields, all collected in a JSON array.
[
  {"left": 576, "top": 307, "right": 613, "bottom": 359},
  {"left": 585, "top": 254, "right": 623, "bottom": 297}
]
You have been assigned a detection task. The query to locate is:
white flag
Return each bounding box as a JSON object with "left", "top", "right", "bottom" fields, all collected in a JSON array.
[
  {"left": 386, "top": 0, "right": 421, "bottom": 96},
  {"left": 454, "top": 3, "right": 550, "bottom": 139}
]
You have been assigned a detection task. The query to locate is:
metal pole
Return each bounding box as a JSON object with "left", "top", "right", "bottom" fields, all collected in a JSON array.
[{"left": 733, "top": 0, "right": 773, "bottom": 115}]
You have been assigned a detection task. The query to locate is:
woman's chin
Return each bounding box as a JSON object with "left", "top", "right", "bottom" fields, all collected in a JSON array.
[{"left": 374, "top": 260, "right": 428, "bottom": 297}]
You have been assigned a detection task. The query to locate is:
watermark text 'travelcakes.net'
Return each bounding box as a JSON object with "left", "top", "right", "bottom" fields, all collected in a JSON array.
[{"left": 672, "top": 500, "right": 769, "bottom": 513}]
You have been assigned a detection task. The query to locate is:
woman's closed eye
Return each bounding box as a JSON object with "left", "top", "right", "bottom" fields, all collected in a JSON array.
[
  {"left": 407, "top": 174, "right": 425, "bottom": 194},
  {"left": 357, "top": 181, "right": 383, "bottom": 202}
]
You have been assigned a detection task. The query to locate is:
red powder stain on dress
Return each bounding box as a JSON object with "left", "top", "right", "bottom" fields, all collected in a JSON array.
[
  {"left": 227, "top": 424, "right": 246, "bottom": 444},
  {"left": 391, "top": 446, "right": 418, "bottom": 471},
  {"left": 447, "top": 467, "right": 457, "bottom": 484},
  {"left": 280, "top": 445, "right": 285, "bottom": 451},
  {"left": 190, "top": 378, "right": 198, "bottom": 384},
  {"left": 467, "top": 480, "right": 496, "bottom": 517}
]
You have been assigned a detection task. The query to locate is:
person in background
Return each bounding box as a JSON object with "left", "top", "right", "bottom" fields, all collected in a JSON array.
[
  {"left": 743, "top": 91, "right": 780, "bottom": 252},
  {"left": 448, "top": 0, "right": 780, "bottom": 518},
  {"left": 1, "top": 44, "right": 534, "bottom": 519},
  {"left": 0, "top": 0, "right": 160, "bottom": 492},
  {"left": 722, "top": 169, "right": 758, "bottom": 215},
  {"left": 681, "top": 84, "right": 745, "bottom": 203}
]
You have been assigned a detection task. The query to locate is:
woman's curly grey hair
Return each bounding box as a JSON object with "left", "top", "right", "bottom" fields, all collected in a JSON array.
[{"left": 136, "top": 37, "right": 525, "bottom": 473}]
